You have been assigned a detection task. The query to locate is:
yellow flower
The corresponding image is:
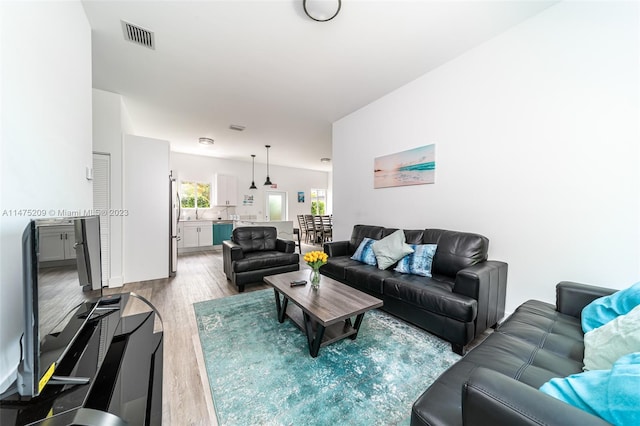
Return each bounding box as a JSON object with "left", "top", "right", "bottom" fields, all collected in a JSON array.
[{"left": 305, "top": 250, "right": 329, "bottom": 269}]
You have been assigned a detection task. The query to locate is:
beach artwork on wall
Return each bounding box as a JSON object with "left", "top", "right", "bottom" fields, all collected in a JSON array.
[{"left": 374, "top": 144, "right": 436, "bottom": 189}]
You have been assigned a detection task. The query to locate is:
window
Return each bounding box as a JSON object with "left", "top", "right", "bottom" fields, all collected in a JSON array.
[
  {"left": 180, "top": 181, "right": 211, "bottom": 208},
  {"left": 310, "top": 188, "right": 326, "bottom": 215}
]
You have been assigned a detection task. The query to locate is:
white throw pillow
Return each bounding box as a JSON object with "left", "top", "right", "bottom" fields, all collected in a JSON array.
[
  {"left": 583, "top": 303, "right": 640, "bottom": 371},
  {"left": 371, "top": 230, "right": 414, "bottom": 270}
]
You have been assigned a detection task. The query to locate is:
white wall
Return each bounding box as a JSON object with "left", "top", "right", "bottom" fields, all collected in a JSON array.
[
  {"left": 123, "top": 135, "right": 170, "bottom": 283},
  {"left": 170, "top": 152, "right": 330, "bottom": 222},
  {"left": 0, "top": 1, "right": 93, "bottom": 391},
  {"left": 333, "top": 1, "right": 639, "bottom": 313}
]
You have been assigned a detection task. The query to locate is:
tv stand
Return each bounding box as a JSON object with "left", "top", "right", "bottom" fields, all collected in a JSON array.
[{"left": 0, "top": 293, "right": 163, "bottom": 425}]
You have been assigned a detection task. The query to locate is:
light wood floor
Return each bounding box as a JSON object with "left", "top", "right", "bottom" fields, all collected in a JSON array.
[
  {"left": 43, "top": 241, "right": 490, "bottom": 426},
  {"left": 102, "top": 244, "right": 319, "bottom": 426}
]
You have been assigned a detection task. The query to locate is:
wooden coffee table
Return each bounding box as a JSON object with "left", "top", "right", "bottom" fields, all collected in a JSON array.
[{"left": 264, "top": 270, "right": 383, "bottom": 357}]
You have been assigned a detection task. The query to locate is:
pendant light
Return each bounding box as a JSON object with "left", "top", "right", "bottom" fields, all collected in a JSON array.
[
  {"left": 263, "top": 145, "right": 273, "bottom": 186},
  {"left": 249, "top": 155, "right": 257, "bottom": 189}
]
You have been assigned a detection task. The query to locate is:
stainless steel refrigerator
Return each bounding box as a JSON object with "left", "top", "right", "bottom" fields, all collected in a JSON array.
[{"left": 170, "top": 172, "right": 180, "bottom": 276}]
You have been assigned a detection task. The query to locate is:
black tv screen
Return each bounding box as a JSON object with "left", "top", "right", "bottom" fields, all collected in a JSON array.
[{"left": 15, "top": 216, "right": 103, "bottom": 397}]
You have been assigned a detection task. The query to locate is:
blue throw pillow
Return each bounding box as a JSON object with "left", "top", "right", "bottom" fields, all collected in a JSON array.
[
  {"left": 539, "top": 352, "right": 640, "bottom": 426},
  {"left": 351, "top": 237, "right": 377, "bottom": 266},
  {"left": 394, "top": 244, "right": 437, "bottom": 277},
  {"left": 582, "top": 282, "right": 640, "bottom": 333}
]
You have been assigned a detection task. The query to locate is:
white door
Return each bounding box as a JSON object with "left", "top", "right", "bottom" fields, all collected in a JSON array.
[{"left": 266, "top": 191, "right": 287, "bottom": 221}]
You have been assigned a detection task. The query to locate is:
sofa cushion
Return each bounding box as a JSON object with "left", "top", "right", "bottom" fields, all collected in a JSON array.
[
  {"left": 372, "top": 229, "right": 414, "bottom": 270},
  {"left": 496, "top": 300, "right": 585, "bottom": 362},
  {"left": 320, "top": 256, "right": 363, "bottom": 280},
  {"left": 583, "top": 303, "right": 640, "bottom": 371},
  {"left": 232, "top": 251, "right": 299, "bottom": 273},
  {"left": 348, "top": 225, "right": 385, "bottom": 254},
  {"left": 581, "top": 281, "right": 640, "bottom": 333},
  {"left": 423, "top": 229, "right": 488, "bottom": 278},
  {"left": 350, "top": 237, "right": 377, "bottom": 266},
  {"left": 383, "top": 275, "right": 476, "bottom": 322},
  {"left": 394, "top": 244, "right": 437, "bottom": 277},
  {"left": 232, "top": 227, "right": 277, "bottom": 253},
  {"left": 344, "top": 263, "right": 402, "bottom": 295}
]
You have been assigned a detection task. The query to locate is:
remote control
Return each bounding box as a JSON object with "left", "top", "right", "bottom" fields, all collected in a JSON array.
[{"left": 290, "top": 280, "right": 307, "bottom": 287}]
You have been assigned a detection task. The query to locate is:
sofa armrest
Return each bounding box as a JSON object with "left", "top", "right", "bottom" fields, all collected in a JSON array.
[
  {"left": 222, "top": 240, "right": 244, "bottom": 278},
  {"left": 223, "top": 240, "right": 244, "bottom": 260},
  {"left": 556, "top": 281, "right": 616, "bottom": 318},
  {"left": 454, "top": 261, "right": 508, "bottom": 331},
  {"left": 462, "top": 368, "right": 611, "bottom": 426},
  {"left": 276, "top": 238, "right": 296, "bottom": 253},
  {"left": 323, "top": 241, "right": 349, "bottom": 257}
]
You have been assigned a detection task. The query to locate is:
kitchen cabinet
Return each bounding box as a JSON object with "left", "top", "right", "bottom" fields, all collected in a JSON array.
[
  {"left": 212, "top": 223, "right": 233, "bottom": 245},
  {"left": 214, "top": 174, "right": 237, "bottom": 206},
  {"left": 39, "top": 225, "right": 76, "bottom": 262},
  {"left": 180, "top": 221, "right": 213, "bottom": 248}
]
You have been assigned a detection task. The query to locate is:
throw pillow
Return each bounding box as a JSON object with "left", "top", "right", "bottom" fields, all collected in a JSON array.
[
  {"left": 371, "top": 230, "right": 414, "bottom": 270},
  {"left": 583, "top": 304, "right": 640, "bottom": 371},
  {"left": 350, "top": 237, "right": 378, "bottom": 266},
  {"left": 582, "top": 282, "right": 640, "bottom": 333},
  {"left": 539, "top": 352, "right": 640, "bottom": 426},
  {"left": 394, "top": 244, "right": 438, "bottom": 277}
]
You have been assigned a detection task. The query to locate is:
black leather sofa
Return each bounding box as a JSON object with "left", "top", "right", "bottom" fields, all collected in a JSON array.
[
  {"left": 411, "top": 281, "right": 615, "bottom": 426},
  {"left": 321, "top": 225, "right": 508, "bottom": 354},
  {"left": 223, "top": 226, "right": 299, "bottom": 292}
]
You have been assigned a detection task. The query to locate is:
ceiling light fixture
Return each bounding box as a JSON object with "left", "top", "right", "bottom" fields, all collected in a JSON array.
[
  {"left": 229, "top": 124, "right": 246, "bottom": 131},
  {"left": 264, "top": 145, "right": 273, "bottom": 186},
  {"left": 320, "top": 157, "right": 331, "bottom": 163},
  {"left": 249, "top": 154, "right": 258, "bottom": 190},
  {"left": 303, "top": 0, "right": 341, "bottom": 22},
  {"left": 198, "top": 137, "right": 214, "bottom": 145}
]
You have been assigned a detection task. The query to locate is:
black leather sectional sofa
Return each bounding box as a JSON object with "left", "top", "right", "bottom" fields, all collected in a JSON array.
[
  {"left": 412, "top": 281, "right": 615, "bottom": 426},
  {"left": 320, "top": 225, "right": 508, "bottom": 354}
]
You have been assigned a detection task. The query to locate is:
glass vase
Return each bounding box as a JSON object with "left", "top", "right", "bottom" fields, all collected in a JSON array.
[{"left": 309, "top": 267, "right": 321, "bottom": 290}]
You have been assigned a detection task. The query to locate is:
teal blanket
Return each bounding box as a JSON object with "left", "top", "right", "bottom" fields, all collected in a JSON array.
[
  {"left": 582, "top": 282, "right": 640, "bottom": 333},
  {"left": 540, "top": 352, "right": 640, "bottom": 426}
]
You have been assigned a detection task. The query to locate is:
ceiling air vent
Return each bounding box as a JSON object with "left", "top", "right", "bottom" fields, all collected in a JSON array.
[{"left": 121, "top": 20, "right": 155, "bottom": 50}]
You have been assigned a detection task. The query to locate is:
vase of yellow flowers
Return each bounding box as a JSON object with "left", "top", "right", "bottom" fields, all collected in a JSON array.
[{"left": 303, "top": 250, "right": 328, "bottom": 290}]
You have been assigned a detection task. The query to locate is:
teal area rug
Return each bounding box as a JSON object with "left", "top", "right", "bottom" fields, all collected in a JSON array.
[{"left": 194, "top": 289, "right": 460, "bottom": 426}]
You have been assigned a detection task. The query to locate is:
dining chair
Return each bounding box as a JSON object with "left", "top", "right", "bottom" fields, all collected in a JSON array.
[
  {"left": 320, "top": 215, "right": 332, "bottom": 242},
  {"left": 304, "top": 215, "right": 317, "bottom": 244},
  {"left": 313, "top": 215, "right": 325, "bottom": 245},
  {"left": 297, "top": 215, "right": 308, "bottom": 244}
]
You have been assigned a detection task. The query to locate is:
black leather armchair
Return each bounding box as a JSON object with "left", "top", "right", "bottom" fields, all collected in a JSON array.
[{"left": 223, "top": 226, "right": 299, "bottom": 292}]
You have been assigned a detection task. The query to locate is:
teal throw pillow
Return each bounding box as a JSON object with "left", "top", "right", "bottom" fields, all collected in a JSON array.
[
  {"left": 351, "top": 237, "right": 377, "bottom": 266},
  {"left": 371, "top": 230, "right": 414, "bottom": 270},
  {"left": 394, "top": 244, "right": 437, "bottom": 277},
  {"left": 539, "top": 352, "right": 640, "bottom": 426},
  {"left": 583, "top": 304, "right": 640, "bottom": 371},
  {"left": 582, "top": 282, "right": 640, "bottom": 333}
]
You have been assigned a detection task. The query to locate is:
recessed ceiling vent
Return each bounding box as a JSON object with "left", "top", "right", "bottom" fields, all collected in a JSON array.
[{"left": 121, "top": 20, "right": 155, "bottom": 50}]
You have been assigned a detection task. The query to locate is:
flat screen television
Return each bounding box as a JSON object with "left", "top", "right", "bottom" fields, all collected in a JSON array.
[{"left": 15, "top": 216, "right": 103, "bottom": 397}]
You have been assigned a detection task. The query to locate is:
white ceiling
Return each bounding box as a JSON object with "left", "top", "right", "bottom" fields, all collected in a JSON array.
[{"left": 82, "top": 0, "right": 557, "bottom": 171}]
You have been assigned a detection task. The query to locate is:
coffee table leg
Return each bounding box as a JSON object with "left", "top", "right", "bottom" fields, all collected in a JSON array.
[
  {"left": 303, "top": 312, "right": 325, "bottom": 358},
  {"left": 273, "top": 289, "right": 288, "bottom": 323},
  {"left": 349, "top": 313, "right": 366, "bottom": 340}
]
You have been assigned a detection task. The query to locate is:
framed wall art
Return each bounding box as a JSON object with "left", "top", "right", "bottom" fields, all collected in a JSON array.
[{"left": 374, "top": 144, "right": 435, "bottom": 189}]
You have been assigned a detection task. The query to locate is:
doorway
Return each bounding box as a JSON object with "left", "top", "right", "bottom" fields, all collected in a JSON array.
[{"left": 266, "top": 191, "right": 287, "bottom": 221}]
